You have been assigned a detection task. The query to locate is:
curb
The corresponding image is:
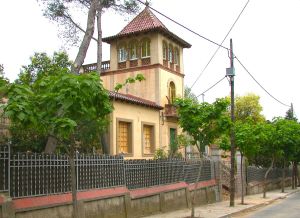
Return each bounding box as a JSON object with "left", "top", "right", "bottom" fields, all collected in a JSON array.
[{"left": 218, "top": 189, "right": 300, "bottom": 218}]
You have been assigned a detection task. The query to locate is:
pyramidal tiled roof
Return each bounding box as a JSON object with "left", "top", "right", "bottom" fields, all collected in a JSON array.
[
  {"left": 103, "top": 6, "right": 191, "bottom": 48},
  {"left": 118, "top": 6, "right": 167, "bottom": 35}
]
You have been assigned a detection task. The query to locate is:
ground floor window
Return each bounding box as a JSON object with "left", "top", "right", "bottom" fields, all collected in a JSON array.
[
  {"left": 117, "top": 121, "right": 132, "bottom": 154},
  {"left": 143, "top": 124, "right": 155, "bottom": 154}
]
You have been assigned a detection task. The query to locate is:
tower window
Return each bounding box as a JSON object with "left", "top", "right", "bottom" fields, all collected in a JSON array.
[
  {"left": 118, "top": 42, "right": 127, "bottom": 62},
  {"left": 163, "top": 41, "right": 168, "bottom": 60},
  {"left": 141, "top": 38, "right": 151, "bottom": 58},
  {"left": 168, "top": 81, "right": 176, "bottom": 104},
  {"left": 129, "top": 40, "right": 138, "bottom": 60},
  {"left": 168, "top": 44, "right": 173, "bottom": 63},
  {"left": 174, "top": 47, "right": 179, "bottom": 65}
]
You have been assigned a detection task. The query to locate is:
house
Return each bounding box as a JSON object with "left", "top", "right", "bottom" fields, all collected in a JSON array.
[{"left": 83, "top": 5, "right": 191, "bottom": 158}]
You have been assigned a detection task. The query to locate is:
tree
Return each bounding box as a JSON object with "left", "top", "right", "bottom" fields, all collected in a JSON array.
[
  {"left": 234, "top": 120, "right": 261, "bottom": 204},
  {"left": 175, "top": 98, "right": 231, "bottom": 153},
  {"left": 39, "top": 0, "right": 139, "bottom": 74},
  {"left": 256, "top": 121, "right": 283, "bottom": 198},
  {"left": 0, "top": 64, "right": 9, "bottom": 99},
  {"left": 175, "top": 97, "right": 231, "bottom": 217},
  {"left": 16, "top": 52, "right": 72, "bottom": 85},
  {"left": 14, "top": 52, "right": 73, "bottom": 153},
  {"left": 235, "top": 93, "right": 265, "bottom": 123},
  {"left": 273, "top": 118, "right": 300, "bottom": 191},
  {"left": 5, "top": 72, "right": 113, "bottom": 218}
]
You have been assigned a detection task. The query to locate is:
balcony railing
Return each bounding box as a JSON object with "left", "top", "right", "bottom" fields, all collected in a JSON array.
[
  {"left": 164, "top": 104, "right": 178, "bottom": 118},
  {"left": 82, "top": 61, "right": 110, "bottom": 73}
]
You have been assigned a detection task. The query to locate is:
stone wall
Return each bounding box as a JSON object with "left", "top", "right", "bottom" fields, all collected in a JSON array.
[
  {"left": 0, "top": 180, "right": 219, "bottom": 218},
  {"left": 247, "top": 177, "right": 292, "bottom": 195}
]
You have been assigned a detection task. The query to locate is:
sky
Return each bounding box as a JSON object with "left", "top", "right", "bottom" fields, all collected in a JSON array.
[{"left": 0, "top": 0, "right": 299, "bottom": 120}]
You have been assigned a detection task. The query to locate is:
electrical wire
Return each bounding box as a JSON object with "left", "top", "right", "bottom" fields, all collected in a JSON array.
[
  {"left": 135, "top": 0, "right": 229, "bottom": 50},
  {"left": 235, "top": 56, "right": 290, "bottom": 108},
  {"left": 196, "top": 76, "right": 227, "bottom": 98},
  {"left": 190, "top": 0, "right": 250, "bottom": 89}
]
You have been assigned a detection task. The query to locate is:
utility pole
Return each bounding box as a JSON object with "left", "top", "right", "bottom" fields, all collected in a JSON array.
[
  {"left": 227, "top": 39, "right": 236, "bottom": 207},
  {"left": 201, "top": 93, "right": 205, "bottom": 103}
]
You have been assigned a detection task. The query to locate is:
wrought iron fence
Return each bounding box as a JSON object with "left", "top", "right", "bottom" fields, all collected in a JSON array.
[
  {"left": 125, "top": 159, "right": 185, "bottom": 189},
  {"left": 184, "top": 160, "right": 212, "bottom": 184},
  {"left": 0, "top": 144, "right": 9, "bottom": 192},
  {"left": 247, "top": 166, "right": 292, "bottom": 183},
  {"left": 77, "top": 154, "right": 125, "bottom": 191},
  {"left": 1, "top": 144, "right": 216, "bottom": 198},
  {"left": 10, "top": 153, "right": 71, "bottom": 198}
]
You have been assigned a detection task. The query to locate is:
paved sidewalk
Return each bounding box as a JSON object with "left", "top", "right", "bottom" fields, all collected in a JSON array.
[{"left": 144, "top": 188, "right": 299, "bottom": 218}]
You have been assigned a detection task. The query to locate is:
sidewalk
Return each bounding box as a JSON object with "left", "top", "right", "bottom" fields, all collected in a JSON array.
[{"left": 143, "top": 188, "right": 299, "bottom": 218}]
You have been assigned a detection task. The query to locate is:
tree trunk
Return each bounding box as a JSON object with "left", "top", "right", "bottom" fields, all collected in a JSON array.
[
  {"left": 292, "top": 161, "right": 295, "bottom": 189},
  {"left": 293, "top": 161, "right": 297, "bottom": 189},
  {"left": 191, "top": 159, "right": 203, "bottom": 218},
  {"left": 72, "top": 0, "right": 97, "bottom": 74},
  {"left": 44, "top": 135, "right": 58, "bottom": 154},
  {"left": 96, "top": 5, "right": 103, "bottom": 74},
  {"left": 296, "top": 163, "right": 299, "bottom": 187},
  {"left": 281, "top": 160, "right": 286, "bottom": 193},
  {"left": 69, "top": 144, "right": 79, "bottom": 218},
  {"left": 241, "top": 154, "right": 244, "bottom": 205},
  {"left": 263, "top": 157, "right": 274, "bottom": 198}
]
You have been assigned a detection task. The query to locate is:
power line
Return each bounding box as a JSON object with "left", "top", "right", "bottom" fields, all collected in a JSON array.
[
  {"left": 235, "top": 56, "right": 290, "bottom": 108},
  {"left": 136, "top": 0, "right": 229, "bottom": 50},
  {"left": 196, "top": 76, "right": 227, "bottom": 98},
  {"left": 190, "top": 0, "right": 250, "bottom": 89}
]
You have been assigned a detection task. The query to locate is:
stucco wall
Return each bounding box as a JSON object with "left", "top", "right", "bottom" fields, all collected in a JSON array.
[{"left": 110, "top": 101, "right": 161, "bottom": 158}]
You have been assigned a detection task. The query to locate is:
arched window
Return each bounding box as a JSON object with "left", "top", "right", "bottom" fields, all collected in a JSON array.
[
  {"left": 168, "top": 81, "right": 176, "bottom": 104},
  {"left": 128, "top": 40, "right": 138, "bottom": 60},
  {"left": 163, "top": 41, "right": 168, "bottom": 60},
  {"left": 118, "top": 42, "right": 127, "bottom": 62},
  {"left": 141, "top": 38, "right": 151, "bottom": 58},
  {"left": 174, "top": 47, "right": 179, "bottom": 65},
  {"left": 168, "top": 44, "right": 173, "bottom": 63}
]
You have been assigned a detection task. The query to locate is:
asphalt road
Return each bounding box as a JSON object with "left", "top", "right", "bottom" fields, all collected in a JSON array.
[{"left": 241, "top": 191, "right": 300, "bottom": 218}]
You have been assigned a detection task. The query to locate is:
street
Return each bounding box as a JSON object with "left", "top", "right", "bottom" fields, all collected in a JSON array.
[{"left": 238, "top": 191, "right": 300, "bottom": 218}]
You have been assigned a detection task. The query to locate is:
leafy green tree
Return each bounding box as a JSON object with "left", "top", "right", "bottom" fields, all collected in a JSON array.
[
  {"left": 5, "top": 72, "right": 113, "bottom": 218},
  {"left": 16, "top": 52, "right": 72, "bottom": 85},
  {"left": 175, "top": 97, "right": 231, "bottom": 153},
  {"left": 175, "top": 97, "right": 231, "bottom": 217},
  {"left": 273, "top": 118, "right": 300, "bottom": 191},
  {"left": 0, "top": 64, "right": 10, "bottom": 99},
  {"left": 234, "top": 120, "right": 261, "bottom": 203},
  {"left": 235, "top": 93, "right": 265, "bottom": 123}
]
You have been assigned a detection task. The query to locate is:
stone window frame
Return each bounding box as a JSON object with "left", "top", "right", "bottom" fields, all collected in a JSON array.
[
  {"left": 116, "top": 118, "right": 134, "bottom": 156},
  {"left": 141, "top": 122, "right": 156, "bottom": 156}
]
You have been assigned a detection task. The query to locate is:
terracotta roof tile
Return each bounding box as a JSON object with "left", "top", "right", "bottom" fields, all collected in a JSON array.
[
  {"left": 109, "top": 91, "right": 163, "bottom": 110},
  {"left": 102, "top": 7, "right": 191, "bottom": 48},
  {"left": 118, "top": 6, "right": 167, "bottom": 35}
]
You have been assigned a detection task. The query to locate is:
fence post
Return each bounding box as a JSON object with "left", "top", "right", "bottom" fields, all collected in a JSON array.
[
  {"left": 8, "top": 143, "right": 11, "bottom": 197},
  {"left": 76, "top": 151, "right": 79, "bottom": 191}
]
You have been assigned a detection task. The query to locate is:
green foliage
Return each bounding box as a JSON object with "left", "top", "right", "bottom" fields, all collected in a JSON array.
[
  {"left": 174, "top": 97, "right": 231, "bottom": 152},
  {"left": 114, "top": 73, "right": 145, "bottom": 92},
  {"left": 16, "top": 52, "right": 71, "bottom": 85},
  {"left": 5, "top": 72, "right": 113, "bottom": 153},
  {"left": 235, "top": 93, "right": 265, "bottom": 123},
  {"left": 153, "top": 148, "right": 167, "bottom": 159},
  {"left": 0, "top": 64, "right": 10, "bottom": 99}
]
